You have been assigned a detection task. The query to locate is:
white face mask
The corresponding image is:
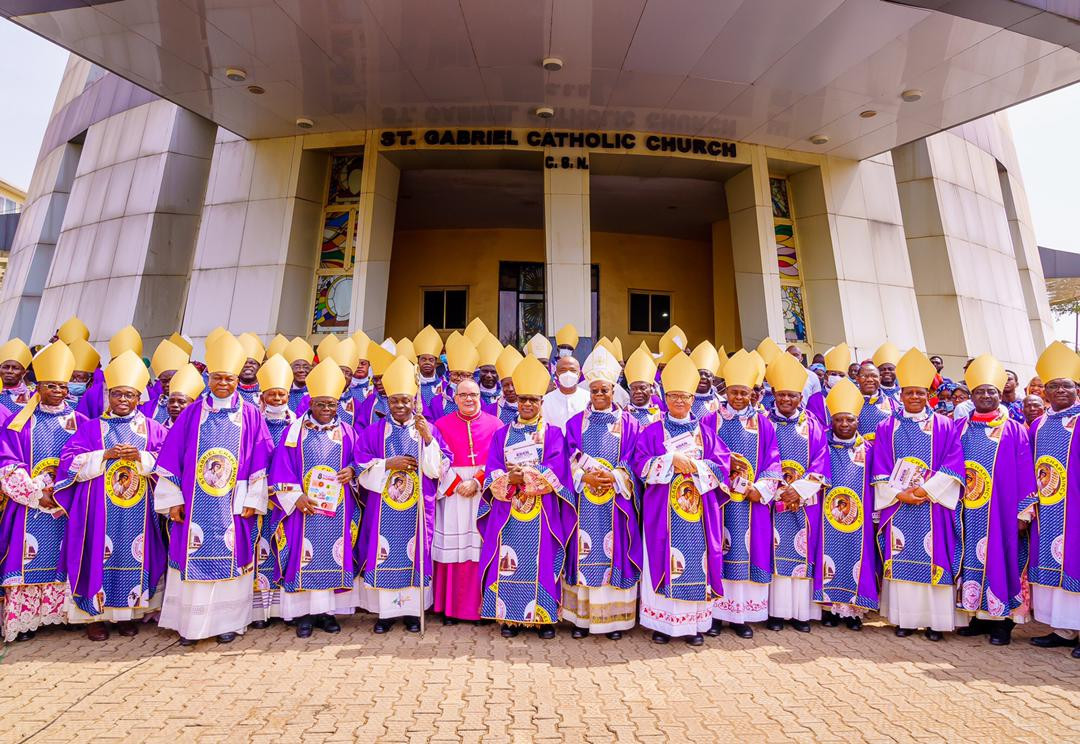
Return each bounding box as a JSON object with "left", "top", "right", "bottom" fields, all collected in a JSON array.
[
  {"left": 264, "top": 403, "right": 289, "bottom": 415},
  {"left": 827, "top": 373, "right": 844, "bottom": 387},
  {"left": 558, "top": 348, "right": 573, "bottom": 358},
  {"left": 558, "top": 371, "right": 579, "bottom": 389}
]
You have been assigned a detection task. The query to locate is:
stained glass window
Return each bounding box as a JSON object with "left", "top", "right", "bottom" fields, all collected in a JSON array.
[
  {"left": 772, "top": 175, "right": 810, "bottom": 345},
  {"left": 311, "top": 151, "right": 364, "bottom": 335},
  {"left": 781, "top": 285, "right": 807, "bottom": 343}
]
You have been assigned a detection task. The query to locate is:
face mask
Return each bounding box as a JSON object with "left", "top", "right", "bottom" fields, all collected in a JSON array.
[
  {"left": 826, "top": 373, "right": 844, "bottom": 388},
  {"left": 67, "top": 382, "right": 87, "bottom": 396},
  {"left": 558, "top": 348, "right": 573, "bottom": 358},
  {"left": 558, "top": 372, "right": 578, "bottom": 388},
  {"left": 264, "top": 403, "right": 289, "bottom": 415}
]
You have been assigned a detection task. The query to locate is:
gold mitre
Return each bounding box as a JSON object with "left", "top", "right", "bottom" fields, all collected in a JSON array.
[
  {"left": 0, "top": 338, "right": 32, "bottom": 368},
  {"left": 445, "top": 335, "right": 479, "bottom": 373},
  {"left": 333, "top": 337, "right": 360, "bottom": 370},
  {"left": 237, "top": 332, "right": 265, "bottom": 364},
  {"left": 555, "top": 323, "right": 579, "bottom": 349},
  {"left": 1036, "top": 341, "right": 1080, "bottom": 384},
  {"left": 765, "top": 351, "right": 806, "bottom": 393},
  {"left": 657, "top": 326, "right": 687, "bottom": 363},
  {"left": 723, "top": 350, "right": 759, "bottom": 389},
  {"left": 382, "top": 356, "right": 418, "bottom": 398},
  {"left": 495, "top": 345, "right": 524, "bottom": 381},
  {"left": 151, "top": 339, "right": 189, "bottom": 377},
  {"left": 464, "top": 318, "right": 489, "bottom": 345},
  {"left": 872, "top": 341, "right": 901, "bottom": 368},
  {"left": 749, "top": 350, "right": 767, "bottom": 386},
  {"left": 104, "top": 349, "right": 150, "bottom": 393},
  {"left": 168, "top": 332, "right": 193, "bottom": 355},
  {"left": 690, "top": 340, "right": 720, "bottom": 375},
  {"left": 413, "top": 325, "right": 443, "bottom": 358},
  {"left": 169, "top": 363, "right": 205, "bottom": 400},
  {"left": 316, "top": 334, "right": 340, "bottom": 362},
  {"left": 351, "top": 330, "right": 372, "bottom": 360},
  {"left": 512, "top": 354, "right": 551, "bottom": 398},
  {"left": 256, "top": 354, "right": 293, "bottom": 392},
  {"left": 69, "top": 338, "right": 100, "bottom": 373},
  {"left": 660, "top": 351, "right": 700, "bottom": 395},
  {"left": 266, "top": 333, "right": 289, "bottom": 358},
  {"left": 895, "top": 348, "right": 936, "bottom": 389},
  {"left": 283, "top": 337, "right": 315, "bottom": 365},
  {"left": 205, "top": 332, "right": 246, "bottom": 376},
  {"left": 715, "top": 345, "right": 727, "bottom": 378},
  {"left": 756, "top": 337, "right": 782, "bottom": 365},
  {"left": 205, "top": 326, "right": 228, "bottom": 347},
  {"left": 965, "top": 353, "right": 1007, "bottom": 392},
  {"left": 476, "top": 333, "right": 502, "bottom": 367},
  {"left": 57, "top": 316, "right": 89, "bottom": 344},
  {"left": 366, "top": 341, "right": 396, "bottom": 377},
  {"left": 305, "top": 359, "right": 347, "bottom": 400},
  {"left": 826, "top": 378, "right": 865, "bottom": 417},
  {"left": 109, "top": 325, "right": 142, "bottom": 359},
  {"left": 524, "top": 333, "right": 552, "bottom": 360},
  {"left": 624, "top": 347, "right": 657, "bottom": 385},
  {"left": 824, "top": 343, "right": 852, "bottom": 373},
  {"left": 33, "top": 341, "right": 75, "bottom": 382},
  {"left": 611, "top": 337, "right": 624, "bottom": 362},
  {"left": 396, "top": 337, "right": 417, "bottom": 364}
]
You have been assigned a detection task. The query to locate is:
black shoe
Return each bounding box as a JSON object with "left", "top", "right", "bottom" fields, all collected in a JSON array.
[
  {"left": 606, "top": 631, "right": 622, "bottom": 640},
  {"left": 296, "top": 618, "right": 314, "bottom": 639},
  {"left": 651, "top": 631, "right": 670, "bottom": 644},
  {"left": 15, "top": 630, "right": 34, "bottom": 642},
  {"left": 250, "top": 619, "right": 270, "bottom": 630},
  {"left": 1031, "top": 632, "right": 1078, "bottom": 648},
  {"left": 178, "top": 636, "right": 197, "bottom": 646},
  {"left": 766, "top": 616, "right": 784, "bottom": 631},
  {"left": 705, "top": 619, "right": 722, "bottom": 637},
  {"left": 956, "top": 618, "right": 988, "bottom": 637},
  {"left": 845, "top": 617, "right": 863, "bottom": 632},
  {"left": 731, "top": 623, "right": 754, "bottom": 639},
  {"left": 790, "top": 620, "right": 812, "bottom": 633},
  {"left": 404, "top": 616, "right": 421, "bottom": 633},
  {"left": 216, "top": 632, "right": 237, "bottom": 644},
  {"left": 442, "top": 616, "right": 459, "bottom": 626},
  {"left": 373, "top": 619, "right": 395, "bottom": 634},
  {"left": 1072, "top": 647, "right": 1080, "bottom": 659},
  {"left": 895, "top": 627, "right": 915, "bottom": 637},
  {"left": 821, "top": 612, "right": 839, "bottom": 628},
  {"left": 537, "top": 626, "right": 555, "bottom": 640},
  {"left": 989, "top": 628, "right": 1012, "bottom": 646},
  {"left": 685, "top": 633, "right": 704, "bottom": 646},
  {"left": 500, "top": 625, "right": 519, "bottom": 638},
  {"left": 925, "top": 629, "right": 943, "bottom": 642},
  {"left": 316, "top": 614, "right": 341, "bottom": 634},
  {"left": 571, "top": 627, "right": 587, "bottom": 639}
]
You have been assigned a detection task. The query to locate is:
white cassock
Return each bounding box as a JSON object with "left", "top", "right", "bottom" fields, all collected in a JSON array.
[
  {"left": 768, "top": 475, "right": 824, "bottom": 622},
  {"left": 541, "top": 387, "right": 590, "bottom": 431},
  {"left": 874, "top": 473, "right": 961, "bottom": 632}
]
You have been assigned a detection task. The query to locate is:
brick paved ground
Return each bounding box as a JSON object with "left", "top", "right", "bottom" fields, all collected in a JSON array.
[{"left": 0, "top": 615, "right": 1076, "bottom": 743}]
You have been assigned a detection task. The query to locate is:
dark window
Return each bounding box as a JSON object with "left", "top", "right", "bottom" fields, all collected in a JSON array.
[
  {"left": 590, "top": 264, "right": 600, "bottom": 340},
  {"left": 422, "top": 288, "right": 468, "bottom": 330},
  {"left": 498, "top": 262, "right": 546, "bottom": 347},
  {"left": 629, "top": 291, "right": 671, "bottom": 334}
]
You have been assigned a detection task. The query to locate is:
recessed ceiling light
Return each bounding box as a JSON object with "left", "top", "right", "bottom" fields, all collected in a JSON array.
[
  {"left": 247, "top": 84, "right": 265, "bottom": 95},
  {"left": 533, "top": 106, "right": 555, "bottom": 119},
  {"left": 296, "top": 117, "right": 314, "bottom": 130},
  {"left": 225, "top": 67, "right": 247, "bottom": 82},
  {"left": 809, "top": 134, "right": 829, "bottom": 145},
  {"left": 900, "top": 89, "right": 923, "bottom": 103},
  {"left": 859, "top": 109, "right": 877, "bottom": 118}
]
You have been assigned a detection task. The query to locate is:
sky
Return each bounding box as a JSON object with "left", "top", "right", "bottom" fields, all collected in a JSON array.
[{"left": 0, "top": 17, "right": 1077, "bottom": 338}]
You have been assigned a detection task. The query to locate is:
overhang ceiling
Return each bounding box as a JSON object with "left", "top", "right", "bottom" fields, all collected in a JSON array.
[{"left": 5, "top": 0, "right": 1080, "bottom": 159}]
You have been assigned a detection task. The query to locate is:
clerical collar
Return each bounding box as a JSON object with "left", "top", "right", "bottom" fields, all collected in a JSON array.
[
  {"left": 419, "top": 374, "right": 438, "bottom": 384},
  {"left": 880, "top": 384, "right": 899, "bottom": 394},
  {"left": 103, "top": 409, "right": 136, "bottom": 420},
  {"left": 210, "top": 393, "right": 238, "bottom": 410},
  {"left": 899, "top": 407, "right": 932, "bottom": 423},
  {"left": 770, "top": 407, "right": 802, "bottom": 422},
  {"left": 666, "top": 412, "right": 691, "bottom": 424},
  {"left": 721, "top": 403, "right": 756, "bottom": 421},
  {"left": 455, "top": 409, "right": 481, "bottom": 423},
  {"left": 389, "top": 415, "right": 414, "bottom": 428},
  {"left": 303, "top": 412, "right": 338, "bottom": 431},
  {"left": 291, "top": 384, "right": 307, "bottom": 391},
  {"left": 829, "top": 432, "right": 858, "bottom": 447},
  {"left": 480, "top": 383, "right": 498, "bottom": 394},
  {"left": 38, "top": 400, "right": 68, "bottom": 414},
  {"left": 1047, "top": 402, "right": 1080, "bottom": 418}
]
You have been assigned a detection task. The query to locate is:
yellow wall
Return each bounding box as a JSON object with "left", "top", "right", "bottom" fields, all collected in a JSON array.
[
  {"left": 385, "top": 228, "right": 544, "bottom": 340},
  {"left": 384, "top": 227, "right": 738, "bottom": 349}
]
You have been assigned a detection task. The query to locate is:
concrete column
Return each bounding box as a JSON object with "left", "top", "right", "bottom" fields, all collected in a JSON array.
[
  {"left": 725, "top": 146, "right": 783, "bottom": 348},
  {"left": 543, "top": 152, "right": 591, "bottom": 338},
  {"left": 349, "top": 138, "right": 399, "bottom": 341},
  {"left": 183, "top": 130, "right": 326, "bottom": 356}
]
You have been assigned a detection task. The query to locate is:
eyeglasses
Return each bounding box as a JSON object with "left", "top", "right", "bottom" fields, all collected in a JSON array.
[
  {"left": 309, "top": 400, "right": 338, "bottom": 410},
  {"left": 666, "top": 393, "right": 693, "bottom": 402},
  {"left": 109, "top": 390, "right": 140, "bottom": 400},
  {"left": 455, "top": 393, "right": 480, "bottom": 400},
  {"left": 1045, "top": 381, "right": 1077, "bottom": 392}
]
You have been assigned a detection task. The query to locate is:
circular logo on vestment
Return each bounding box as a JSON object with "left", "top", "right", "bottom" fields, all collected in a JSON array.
[
  {"left": 1036, "top": 455, "right": 1066, "bottom": 506},
  {"left": 382, "top": 468, "right": 419, "bottom": 510},
  {"left": 727, "top": 453, "right": 755, "bottom": 503},
  {"left": 196, "top": 448, "right": 237, "bottom": 496},
  {"left": 670, "top": 547, "right": 686, "bottom": 579},
  {"left": 106, "top": 459, "right": 145, "bottom": 508},
  {"left": 583, "top": 458, "right": 615, "bottom": 504},
  {"left": 825, "top": 487, "right": 862, "bottom": 532},
  {"left": 669, "top": 474, "right": 702, "bottom": 522},
  {"left": 31, "top": 457, "right": 59, "bottom": 487},
  {"left": 781, "top": 459, "right": 805, "bottom": 484},
  {"left": 963, "top": 461, "right": 992, "bottom": 509}
]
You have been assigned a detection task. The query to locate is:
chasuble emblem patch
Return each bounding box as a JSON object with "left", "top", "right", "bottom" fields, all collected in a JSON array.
[
  {"left": 197, "top": 448, "right": 238, "bottom": 496},
  {"left": 824, "top": 487, "right": 862, "bottom": 532},
  {"left": 669, "top": 475, "right": 702, "bottom": 521},
  {"left": 1035, "top": 455, "right": 1066, "bottom": 506},
  {"left": 106, "top": 460, "right": 145, "bottom": 508}
]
